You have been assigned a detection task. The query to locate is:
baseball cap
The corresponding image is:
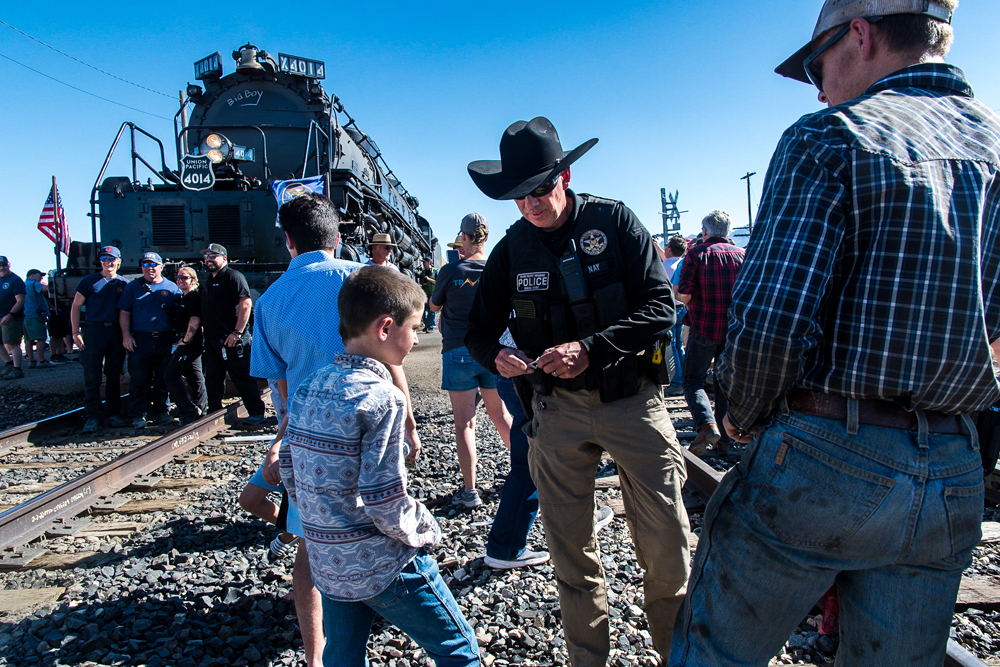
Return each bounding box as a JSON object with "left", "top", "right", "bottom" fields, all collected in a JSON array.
[
  {"left": 201, "top": 243, "right": 228, "bottom": 256},
  {"left": 99, "top": 245, "right": 121, "bottom": 259},
  {"left": 775, "top": 0, "right": 954, "bottom": 84},
  {"left": 142, "top": 252, "right": 163, "bottom": 265},
  {"left": 460, "top": 213, "right": 489, "bottom": 236},
  {"left": 0, "top": 256, "right": 8, "bottom": 265}
]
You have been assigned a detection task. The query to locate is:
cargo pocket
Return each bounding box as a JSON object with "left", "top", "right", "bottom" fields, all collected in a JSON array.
[
  {"left": 944, "top": 482, "right": 984, "bottom": 556},
  {"left": 751, "top": 434, "right": 895, "bottom": 548}
]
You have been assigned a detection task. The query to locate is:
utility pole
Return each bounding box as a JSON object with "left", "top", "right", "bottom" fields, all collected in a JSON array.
[{"left": 740, "top": 172, "right": 756, "bottom": 234}]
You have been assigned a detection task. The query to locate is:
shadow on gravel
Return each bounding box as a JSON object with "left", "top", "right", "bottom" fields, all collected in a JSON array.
[{"left": 2, "top": 587, "right": 301, "bottom": 667}]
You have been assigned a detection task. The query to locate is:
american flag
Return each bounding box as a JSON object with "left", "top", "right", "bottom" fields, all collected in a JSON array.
[{"left": 37, "top": 183, "right": 71, "bottom": 256}]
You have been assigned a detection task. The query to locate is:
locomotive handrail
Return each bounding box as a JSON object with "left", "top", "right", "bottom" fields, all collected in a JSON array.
[
  {"left": 178, "top": 124, "right": 271, "bottom": 179},
  {"left": 301, "top": 120, "right": 331, "bottom": 178},
  {"left": 89, "top": 122, "right": 171, "bottom": 244}
]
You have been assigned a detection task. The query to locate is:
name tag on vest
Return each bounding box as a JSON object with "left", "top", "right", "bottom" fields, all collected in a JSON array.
[{"left": 517, "top": 272, "right": 549, "bottom": 292}]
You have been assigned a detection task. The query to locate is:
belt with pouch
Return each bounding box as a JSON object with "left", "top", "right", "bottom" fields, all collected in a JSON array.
[{"left": 787, "top": 388, "right": 967, "bottom": 435}]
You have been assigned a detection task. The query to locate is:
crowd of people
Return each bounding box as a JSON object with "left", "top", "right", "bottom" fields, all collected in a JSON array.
[{"left": 4, "top": 1, "right": 997, "bottom": 665}]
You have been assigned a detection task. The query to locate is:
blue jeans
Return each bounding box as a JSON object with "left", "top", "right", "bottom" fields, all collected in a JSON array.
[
  {"left": 321, "top": 553, "right": 479, "bottom": 667},
  {"left": 423, "top": 301, "right": 436, "bottom": 331},
  {"left": 487, "top": 376, "right": 539, "bottom": 560},
  {"left": 671, "top": 411, "right": 984, "bottom": 667},
  {"left": 682, "top": 331, "right": 728, "bottom": 439},
  {"left": 670, "top": 305, "right": 686, "bottom": 385}
]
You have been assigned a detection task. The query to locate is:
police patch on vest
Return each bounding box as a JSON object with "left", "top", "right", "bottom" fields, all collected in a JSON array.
[
  {"left": 517, "top": 272, "right": 549, "bottom": 292},
  {"left": 580, "top": 229, "right": 608, "bottom": 256}
]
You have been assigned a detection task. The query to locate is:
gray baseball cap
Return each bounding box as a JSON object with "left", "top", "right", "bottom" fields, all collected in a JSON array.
[
  {"left": 460, "top": 213, "right": 489, "bottom": 237},
  {"left": 776, "top": 0, "right": 954, "bottom": 84}
]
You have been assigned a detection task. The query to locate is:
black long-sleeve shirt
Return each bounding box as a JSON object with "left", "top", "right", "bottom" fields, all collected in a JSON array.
[{"left": 465, "top": 191, "right": 674, "bottom": 374}]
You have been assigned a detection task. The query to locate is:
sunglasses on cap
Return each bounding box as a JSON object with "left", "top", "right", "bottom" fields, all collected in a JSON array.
[
  {"left": 515, "top": 173, "right": 563, "bottom": 201},
  {"left": 803, "top": 16, "right": 882, "bottom": 92},
  {"left": 141, "top": 261, "right": 160, "bottom": 268}
]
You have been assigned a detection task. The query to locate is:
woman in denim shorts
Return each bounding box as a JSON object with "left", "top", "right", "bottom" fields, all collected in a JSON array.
[{"left": 430, "top": 214, "right": 512, "bottom": 508}]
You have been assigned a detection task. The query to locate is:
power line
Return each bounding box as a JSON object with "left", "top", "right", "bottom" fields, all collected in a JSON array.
[
  {"left": 0, "top": 52, "right": 171, "bottom": 120},
  {"left": 0, "top": 19, "right": 174, "bottom": 99}
]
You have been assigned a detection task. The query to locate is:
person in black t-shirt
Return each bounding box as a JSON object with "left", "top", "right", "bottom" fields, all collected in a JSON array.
[
  {"left": 199, "top": 243, "right": 266, "bottom": 424},
  {"left": 165, "top": 266, "right": 208, "bottom": 424}
]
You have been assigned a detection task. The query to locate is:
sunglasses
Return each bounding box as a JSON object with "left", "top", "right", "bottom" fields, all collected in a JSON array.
[
  {"left": 803, "top": 16, "right": 881, "bottom": 92},
  {"left": 175, "top": 275, "right": 193, "bottom": 281},
  {"left": 516, "top": 173, "right": 562, "bottom": 201},
  {"left": 203, "top": 253, "right": 221, "bottom": 259},
  {"left": 99, "top": 256, "right": 117, "bottom": 263},
  {"left": 141, "top": 261, "right": 160, "bottom": 268}
]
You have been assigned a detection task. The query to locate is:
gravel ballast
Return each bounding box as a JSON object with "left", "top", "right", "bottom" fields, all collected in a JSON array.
[{"left": 1, "top": 332, "right": 997, "bottom": 666}]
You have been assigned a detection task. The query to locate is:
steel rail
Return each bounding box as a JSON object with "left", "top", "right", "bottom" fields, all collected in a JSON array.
[
  {"left": 678, "top": 449, "right": 988, "bottom": 667},
  {"left": 0, "top": 405, "right": 90, "bottom": 457},
  {"left": 0, "top": 401, "right": 253, "bottom": 553}
]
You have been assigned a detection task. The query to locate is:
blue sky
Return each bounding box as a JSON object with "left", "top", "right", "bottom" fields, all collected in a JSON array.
[{"left": 3, "top": 1, "right": 999, "bottom": 275}]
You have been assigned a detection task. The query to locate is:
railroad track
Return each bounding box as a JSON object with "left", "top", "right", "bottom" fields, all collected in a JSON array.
[
  {"left": 676, "top": 446, "right": 990, "bottom": 667},
  {"left": 0, "top": 395, "right": 267, "bottom": 569}
]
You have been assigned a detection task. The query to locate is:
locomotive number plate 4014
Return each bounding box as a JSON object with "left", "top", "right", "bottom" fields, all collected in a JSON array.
[
  {"left": 277, "top": 53, "right": 326, "bottom": 79},
  {"left": 180, "top": 154, "right": 215, "bottom": 191}
]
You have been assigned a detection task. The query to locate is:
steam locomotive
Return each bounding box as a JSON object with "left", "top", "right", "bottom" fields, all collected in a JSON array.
[{"left": 53, "top": 43, "right": 435, "bottom": 305}]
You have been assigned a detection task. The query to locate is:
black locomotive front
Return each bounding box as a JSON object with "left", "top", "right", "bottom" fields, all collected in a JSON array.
[{"left": 55, "top": 43, "right": 434, "bottom": 305}]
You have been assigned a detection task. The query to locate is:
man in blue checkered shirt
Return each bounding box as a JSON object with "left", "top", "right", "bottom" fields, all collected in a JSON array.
[{"left": 671, "top": 1, "right": 1000, "bottom": 665}]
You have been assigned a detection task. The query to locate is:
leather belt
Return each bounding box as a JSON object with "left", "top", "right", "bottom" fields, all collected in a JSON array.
[
  {"left": 550, "top": 373, "right": 600, "bottom": 392},
  {"left": 134, "top": 331, "right": 168, "bottom": 337},
  {"left": 85, "top": 321, "right": 115, "bottom": 327},
  {"left": 787, "top": 388, "right": 967, "bottom": 435}
]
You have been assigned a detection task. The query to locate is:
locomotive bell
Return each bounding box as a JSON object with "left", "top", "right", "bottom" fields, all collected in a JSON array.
[{"left": 234, "top": 44, "right": 264, "bottom": 71}]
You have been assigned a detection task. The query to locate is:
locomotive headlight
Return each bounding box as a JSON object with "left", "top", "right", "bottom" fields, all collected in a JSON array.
[
  {"left": 197, "top": 132, "right": 253, "bottom": 164},
  {"left": 200, "top": 133, "right": 231, "bottom": 164}
]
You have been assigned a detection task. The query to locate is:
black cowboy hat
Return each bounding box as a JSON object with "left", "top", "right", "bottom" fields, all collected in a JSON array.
[{"left": 468, "top": 117, "right": 598, "bottom": 201}]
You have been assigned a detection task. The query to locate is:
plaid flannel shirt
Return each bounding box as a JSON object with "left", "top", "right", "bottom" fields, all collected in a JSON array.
[
  {"left": 719, "top": 64, "right": 1000, "bottom": 431},
  {"left": 677, "top": 237, "right": 744, "bottom": 341}
]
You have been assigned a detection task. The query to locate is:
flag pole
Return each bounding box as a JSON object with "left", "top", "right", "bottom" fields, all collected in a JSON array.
[{"left": 52, "top": 175, "right": 61, "bottom": 315}]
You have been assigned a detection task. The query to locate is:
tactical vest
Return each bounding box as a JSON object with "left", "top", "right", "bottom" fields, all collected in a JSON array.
[{"left": 507, "top": 195, "right": 648, "bottom": 401}]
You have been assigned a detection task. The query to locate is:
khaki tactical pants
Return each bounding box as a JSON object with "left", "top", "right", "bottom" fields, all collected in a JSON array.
[{"left": 527, "top": 378, "right": 691, "bottom": 666}]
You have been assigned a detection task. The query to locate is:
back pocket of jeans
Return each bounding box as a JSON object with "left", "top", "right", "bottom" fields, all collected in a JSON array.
[
  {"left": 944, "top": 482, "right": 984, "bottom": 556},
  {"left": 751, "top": 435, "right": 895, "bottom": 548}
]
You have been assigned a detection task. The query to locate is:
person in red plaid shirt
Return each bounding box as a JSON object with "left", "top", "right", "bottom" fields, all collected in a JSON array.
[{"left": 676, "top": 210, "right": 744, "bottom": 456}]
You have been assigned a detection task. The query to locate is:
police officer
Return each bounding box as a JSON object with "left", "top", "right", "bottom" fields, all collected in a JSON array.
[
  {"left": 118, "top": 252, "right": 182, "bottom": 429},
  {"left": 200, "top": 243, "right": 266, "bottom": 425},
  {"left": 71, "top": 245, "right": 129, "bottom": 434},
  {"left": 465, "top": 117, "right": 691, "bottom": 666}
]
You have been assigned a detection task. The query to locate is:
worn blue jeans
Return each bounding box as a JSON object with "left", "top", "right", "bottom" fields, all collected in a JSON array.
[
  {"left": 682, "top": 331, "right": 728, "bottom": 436},
  {"left": 670, "top": 305, "right": 686, "bottom": 385},
  {"left": 487, "top": 376, "right": 539, "bottom": 560},
  {"left": 321, "top": 553, "right": 479, "bottom": 667},
  {"left": 671, "top": 411, "right": 984, "bottom": 667}
]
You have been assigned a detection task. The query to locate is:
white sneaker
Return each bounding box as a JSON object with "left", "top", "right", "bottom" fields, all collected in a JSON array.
[
  {"left": 453, "top": 488, "right": 483, "bottom": 508},
  {"left": 484, "top": 549, "right": 550, "bottom": 569},
  {"left": 595, "top": 505, "right": 614, "bottom": 533}
]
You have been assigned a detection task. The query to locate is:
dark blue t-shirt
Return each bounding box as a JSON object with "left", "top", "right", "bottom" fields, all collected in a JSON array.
[
  {"left": 0, "top": 273, "right": 26, "bottom": 318},
  {"left": 118, "top": 278, "right": 182, "bottom": 332},
  {"left": 430, "top": 259, "right": 486, "bottom": 353},
  {"left": 75, "top": 273, "right": 128, "bottom": 323}
]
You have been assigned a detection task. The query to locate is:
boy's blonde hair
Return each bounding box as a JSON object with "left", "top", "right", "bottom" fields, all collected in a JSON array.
[{"left": 339, "top": 265, "right": 425, "bottom": 341}]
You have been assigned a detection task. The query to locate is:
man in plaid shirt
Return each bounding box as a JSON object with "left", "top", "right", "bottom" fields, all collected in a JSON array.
[
  {"left": 676, "top": 210, "right": 744, "bottom": 457},
  {"left": 671, "top": 1, "right": 1000, "bottom": 665}
]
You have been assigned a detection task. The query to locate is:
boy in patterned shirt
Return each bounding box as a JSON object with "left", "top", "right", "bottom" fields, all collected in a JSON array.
[{"left": 280, "top": 265, "right": 479, "bottom": 667}]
